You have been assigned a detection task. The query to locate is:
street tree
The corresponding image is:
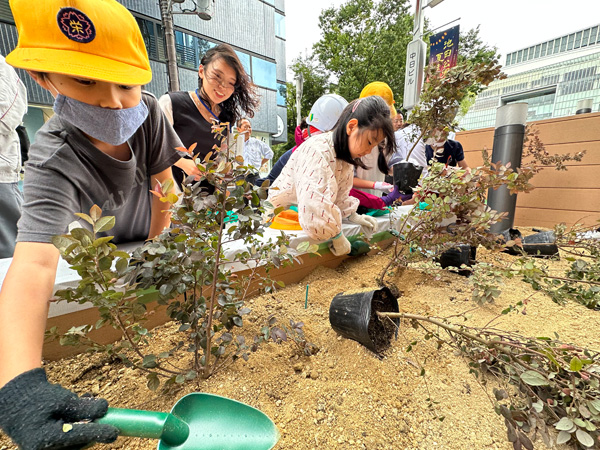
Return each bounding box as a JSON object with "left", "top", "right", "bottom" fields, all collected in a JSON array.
[{"left": 313, "top": 0, "right": 413, "bottom": 104}]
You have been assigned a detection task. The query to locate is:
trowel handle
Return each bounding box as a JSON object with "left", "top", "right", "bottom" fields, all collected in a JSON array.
[{"left": 97, "top": 407, "right": 190, "bottom": 446}]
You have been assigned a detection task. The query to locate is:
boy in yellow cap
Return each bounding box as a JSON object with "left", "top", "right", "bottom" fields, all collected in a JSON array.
[{"left": 0, "top": 0, "right": 185, "bottom": 448}]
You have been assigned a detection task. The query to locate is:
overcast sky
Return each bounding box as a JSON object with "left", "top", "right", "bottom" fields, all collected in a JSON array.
[{"left": 285, "top": 0, "right": 600, "bottom": 76}]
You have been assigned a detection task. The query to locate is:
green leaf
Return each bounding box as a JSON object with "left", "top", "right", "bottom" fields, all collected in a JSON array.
[
  {"left": 556, "top": 430, "right": 571, "bottom": 445},
  {"left": 296, "top": 241, "right": 310, "bottom": 253},
  {"left": 142, "top": 355, "right": 158, "bottom": 368},
  {"left": 520, "top": 370, "right": 548, "bottom": 386},
  {"left": 590, "top": 399, "right": 600, "bottom": 412},
  {"left": 94, "top": 216, "right": 116, "bottom": 233},
  {"left": 93, "top": 236, "right": 114, "bottom": 247},
  {"left": 74, "top": 212, "right": 94, "bottom": 225},
  {"left": 555, "top": 417, "right": 574, "bottom": 431},
  {"left": 575, "top": 429, "right": 594, "bottom": 447},
  {"left": 185, "top": 370, "right": 198, "bottom": 381},
  {"left": 146, "top": 374, "right": 160, "bottom": 391},
  {"left": 570, "top": 356, "right": 583, "bottom": 372}
]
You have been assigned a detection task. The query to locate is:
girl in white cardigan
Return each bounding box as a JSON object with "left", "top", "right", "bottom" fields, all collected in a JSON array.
[{"left": 268, "top": 96, "right": 396, "bottom": 255}]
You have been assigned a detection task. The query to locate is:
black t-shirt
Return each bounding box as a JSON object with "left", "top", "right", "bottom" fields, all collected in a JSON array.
[{"left": 425, "top": 139, "right": 465, "bottom": 167}]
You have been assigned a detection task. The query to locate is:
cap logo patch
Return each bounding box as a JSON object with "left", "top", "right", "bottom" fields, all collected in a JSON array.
[{"left": 57, "top": 7, "right": 96, "bottom": 43}]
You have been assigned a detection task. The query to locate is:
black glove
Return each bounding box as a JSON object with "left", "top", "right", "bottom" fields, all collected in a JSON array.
[{"left": 0, "top": 368, "right": 119, "bottom": 450}]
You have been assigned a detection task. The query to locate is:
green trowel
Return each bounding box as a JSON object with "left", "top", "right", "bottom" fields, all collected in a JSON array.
[{"left": 96, "top": 392, "right": 279, "bottom": 449}]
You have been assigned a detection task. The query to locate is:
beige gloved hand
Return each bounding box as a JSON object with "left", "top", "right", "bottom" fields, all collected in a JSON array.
[
  {"left": 329, "top": 232, "right": 351, "bottom": 256},
  {"left": 348, "top": 212, "right": 378, "bottom": 234}
]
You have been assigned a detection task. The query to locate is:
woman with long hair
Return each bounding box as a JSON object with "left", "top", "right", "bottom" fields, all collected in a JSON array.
[{"left": 160, "top": 43, "right": 259, "bottom": 187}]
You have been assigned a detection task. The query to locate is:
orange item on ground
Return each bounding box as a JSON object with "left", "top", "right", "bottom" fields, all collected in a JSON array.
[{"left": 270, "top": 209, "right": 303, "bottom": 230}]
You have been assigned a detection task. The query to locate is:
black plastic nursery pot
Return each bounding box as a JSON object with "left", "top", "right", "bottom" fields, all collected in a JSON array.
[
  {"left": 329, "top": 286, "right": 400, "bottom": 354},
  {"left": 502, "top": 229, "right": 560, "bottom": 258},
  {"left": 393, "top": 161, "right": 423, "bottom": 194},
  {"left": 438, "top": 245, "right": 477, "bottom": 276}
]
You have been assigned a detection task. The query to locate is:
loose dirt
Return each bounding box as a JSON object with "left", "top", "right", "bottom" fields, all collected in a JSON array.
[{"left": 2, "top": 236, "right": 599, "bottom": 450}]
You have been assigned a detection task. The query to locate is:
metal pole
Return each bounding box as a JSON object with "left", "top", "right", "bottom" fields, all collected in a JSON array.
[
  {"left": 488, "top": 103, "right": 528, "bottom": 234},
  {"left": 295, "top": 74, "right": 303, "bottom": 126},
  {"left": 160, "top": 0, "right": 180, "bottom": 92}
]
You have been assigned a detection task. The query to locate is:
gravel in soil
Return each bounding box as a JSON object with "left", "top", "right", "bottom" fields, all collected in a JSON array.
[{"left": 2, "top": 238, "right": 599, "bottom": 450}]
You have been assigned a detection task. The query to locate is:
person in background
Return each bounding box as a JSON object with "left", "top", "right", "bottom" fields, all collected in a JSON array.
[
  {"left": 352, "top": 82, "right": 397, "bottom": 196},
  {"left": 294, "top": 117, "right": 308, "bottom": 147},
  {"left": 425, "top": 128, "right": 469, "bottom": 170},
  {"left": 237, "top": 118, "right": 274, "bottom": 172},
  {"left": 267, "top": 96, "right": 395, "bottom": 256},
  {"left": 159, "top": 43, "right": 259, "bottom": 188},
  {"left": 0, "top": 54, "right": 27, "bottom": 259},
  {"left": 254, "top": 94, "right": 348, "bottom": 187},
  {"left": 0, "top": 1, "right": 184, "bottom": 448}
]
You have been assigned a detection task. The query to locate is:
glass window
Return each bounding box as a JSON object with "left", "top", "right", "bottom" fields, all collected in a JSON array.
[
  {"left": 251, "top": 57, "right": 276, "bottom": 89},
  {"left": 560, "top": 36, "right": 568, "bottom": 52},
  {"left": 574, "top": 31, "right": 582, "bottom": 49},
  {"left": 582, "top": 29, "right": 590, "bottom": 47},
  {"left": 277, "top": 82, "right": 287, "bottom": 106},
  {"left": 235, "top": 51, "right": 251, "bottom": 76},
  {"left": 136, "top": 18, "right": 156, "bottom": 60},
  {"left": 274, "top": 12, "right": 285, "bottom": 39},
  {"left": 534, "top": 44, "right": 541, "bottom": 58},
  {"left": 591, "top": 27, "right": 599, "bottom": 44},
  {"left": 153, "top": 24, "right": 166, "bottom": 61},
  {"left": 516, "top": 50, "right": 523, "bottom": 63},
  {"left": 541, "top": 42, "right": 547, "bottom": 57},
  {"left": 198, "top": 38, "right": 215, "bottom": 61},
  {"left": 528, "top": 46, "right": 535, "bottom": 60},
  {"left": 567, "top": 34, "right": 575, "bottom": 51},
  {"left": 553, "top": 38, "right": 561, "bottom": 53},
  {"left": 175, "top": 31, "right": 198, "bottom": 69}
]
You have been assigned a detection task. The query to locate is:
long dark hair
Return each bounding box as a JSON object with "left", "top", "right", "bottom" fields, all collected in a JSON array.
[
  {"left": 332, "top": 96, "right": 396, "bottom": 170},
  {"left": 198, "top": 43, "right": 259, "bottom": 126}
]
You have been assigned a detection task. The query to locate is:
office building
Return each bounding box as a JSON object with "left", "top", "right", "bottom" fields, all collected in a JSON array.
[
  {"left": 460, "top": 24, "right": 600, "bottom": 130},
  {"left": 0, "top": 0, "right": 287, "bottom": 144}
]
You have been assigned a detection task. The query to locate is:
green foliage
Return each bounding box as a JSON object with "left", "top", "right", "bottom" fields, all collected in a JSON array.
[
  {"left": 470, "top": 262, "right": 511, "bottom": 305},
  {"left": 519, "top": 222, "right": 600, "bottom": 310},
  {"left": 405, "top": 59, "right": 505, "bottom": 157},
  {"left": 311, "top": 0, "right": 499, "bottom": 111},
  {"left": 381, "top": 312, "right": 600, "bottom": 449},
  {"left": 313, "top": 0, "right": 413, "bottom": 102},
  {"left": 50, "top": 125, "right": 317, "bottom": 389},
  {"left": 382, "top": 155, "right": 537, "bottom": 286}
]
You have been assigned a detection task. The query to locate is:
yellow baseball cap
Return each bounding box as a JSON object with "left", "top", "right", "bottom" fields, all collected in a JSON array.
[
  {"left": 360, "top": 82, "right": 397, "bottom": 117},
  {"left": 6, "top": 0, "right": 151, "bottom": 85}
]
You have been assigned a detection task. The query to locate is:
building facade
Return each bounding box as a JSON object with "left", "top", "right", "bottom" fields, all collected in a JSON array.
[
  {"left": 460, "top": 24, "right": 600, "bottom": 130},
  {"left": 0, "top": 0, "right": 287, "bottom": 145}
]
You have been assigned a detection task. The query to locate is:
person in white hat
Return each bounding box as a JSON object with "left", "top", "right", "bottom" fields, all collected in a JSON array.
[{"left": 254, "top": 93, "right": 349, "bottom": 187}]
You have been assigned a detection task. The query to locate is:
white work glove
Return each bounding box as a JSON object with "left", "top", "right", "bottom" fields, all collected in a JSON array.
[
  {"left": 329, "top": 233, "right": 351, "bottom": 256},
  {"left": 348, "top": 212, "right": 378, "bottom": 237},
  {"left": 373, "top": 181, "right": 394, "bottom": 192}
]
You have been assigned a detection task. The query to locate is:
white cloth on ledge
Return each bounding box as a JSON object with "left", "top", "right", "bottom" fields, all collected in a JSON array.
[{"left": 0, "top": 206, "right": 414, "bottom": 318}]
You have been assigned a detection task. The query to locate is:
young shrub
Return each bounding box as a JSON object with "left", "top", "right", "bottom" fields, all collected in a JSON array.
[{"left": 50, "top": 124, "right": 302, "bottom": 389}]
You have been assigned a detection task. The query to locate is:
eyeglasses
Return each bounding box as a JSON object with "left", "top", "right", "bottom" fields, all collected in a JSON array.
[{"left": 204, "top": 68, "right": 236, "bottom": 91}]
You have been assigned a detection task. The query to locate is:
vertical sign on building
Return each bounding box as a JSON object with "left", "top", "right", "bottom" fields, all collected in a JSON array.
[
  {"left": 403, "top": 39, "right": 427, "bottom": 111},
  {"left": 429, "top": 25, "right": 460, "bottom": 77}
]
